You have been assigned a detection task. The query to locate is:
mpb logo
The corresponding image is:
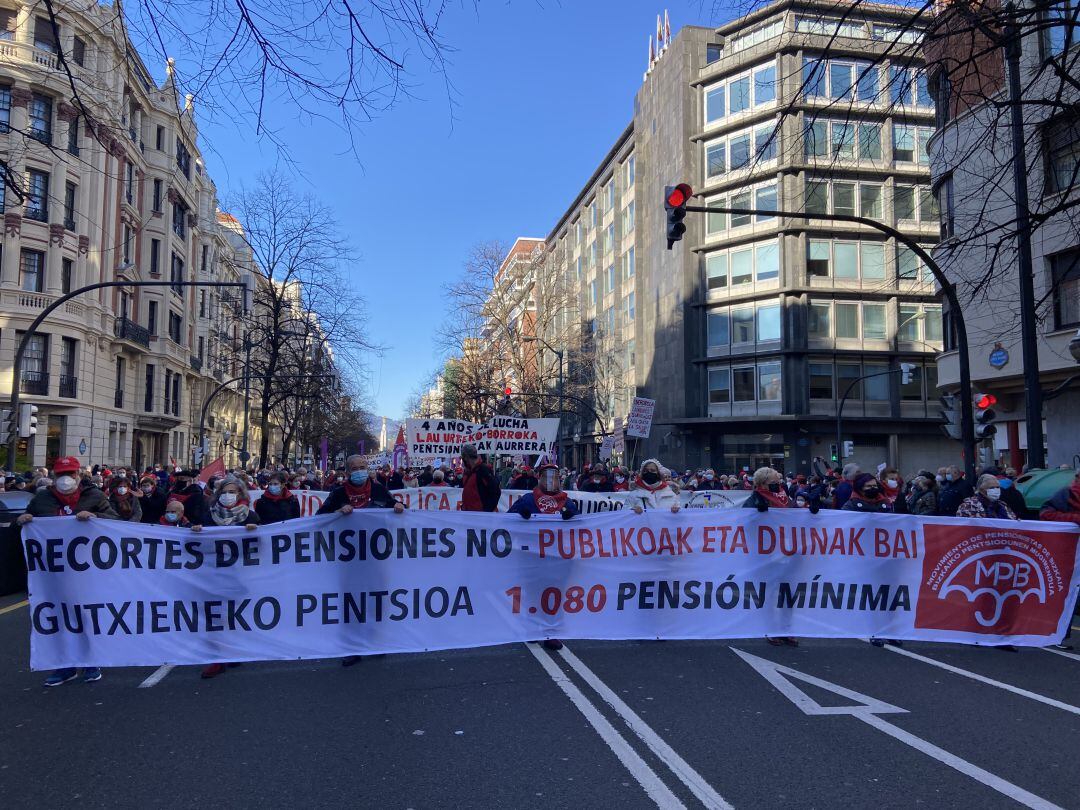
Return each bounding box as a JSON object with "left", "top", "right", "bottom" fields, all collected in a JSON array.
[{"left": 915, "top": 525, "right": 1078, "bottom": 636}]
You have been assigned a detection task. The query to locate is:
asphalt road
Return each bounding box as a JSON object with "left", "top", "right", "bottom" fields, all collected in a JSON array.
[{"left": 2, "top": 592, "right": 1078, "bottom": 809}]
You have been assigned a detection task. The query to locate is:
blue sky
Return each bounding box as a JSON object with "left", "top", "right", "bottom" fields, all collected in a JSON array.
[{"left": 191, "top": 1, "right": 733, "bottom": 418}]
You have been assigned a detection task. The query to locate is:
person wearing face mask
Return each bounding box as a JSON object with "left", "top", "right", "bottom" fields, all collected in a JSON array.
[
  {"left": 160, "top": 499, "right": 191, "bottom": 527},
  {"left": 108, "top": 477, "right": 143, "bottom": 522},
  {"left": 629, "top": 459, "right": 680, "bottom": 513},
  {"left": 994, "top": 471, "right": 1029, "bottom": 519},
  {"left": 696, "top": 469, "right": 720, "bottom": 491},
  {"left": 138, "top": 474, "right": 167, "bottom": 524},
  {"left": 879, "top": 468, "right": 908, "bottom": 514},
  {"left": 744, "top": 467, "right": 801, "bottom": 511},
  {"left": 610, "top": 466, "right": 629, "bottom": 492},
  {"left": 936, "top": 464, "right": 974, "bottom": 517},
  {"left": 578, "top": 462, "right": 613, "bottom": 493},
  {"left": 906, "top": 476, "right": 938, "bottom": 516},
  {"left": 510, "top": 465, "right": 539, "bottom": 491},
  {"left": 166, "top": 469, "right": 209, "bottom": 526},
  {"left": 956, "top": 474, "right": 1018, "bottom": 520},
  {"left": 317, "top": 455, "right": 405, "bottom": 514},
  {"left": 841, "top": 474, "right": 893, "bottom": 513},
  {"left": 254, "top": 471, "right": 302, "bottom": 523},
  {"left": 17, "top": 456, "right": 118, "bottom": 687}
]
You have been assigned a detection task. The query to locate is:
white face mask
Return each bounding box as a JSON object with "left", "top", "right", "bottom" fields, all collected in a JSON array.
[
  {"left": 116, "top": 487, "right": 128, "bottom": 496},
  {"left": 885, "top": 479, "right": 898, "bottom": 488},
  {"left": 164, "top": 512, "right": 180, "bottom": 523},
  {"left": 935, "top": 474, "right": 944, "bottom": 483},
  {"left": 986, "top": 488, "right": 1001, "bottom": 501},
  {"left": 55, "top": 475, "right": 77, "bottom": 494},
  {"left": 219, "top": 492, "right": 238, "bottom": 507}
]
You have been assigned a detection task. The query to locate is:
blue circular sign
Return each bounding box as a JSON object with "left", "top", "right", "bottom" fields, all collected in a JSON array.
[{"left": 989, "top": 346, "right": 1009, "bottom": 369}]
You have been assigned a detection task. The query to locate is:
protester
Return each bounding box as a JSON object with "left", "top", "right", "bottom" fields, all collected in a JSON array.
[
  {"left": 610, "top": 466, "right": 629, "bottom": 492},
  {"left": 160, "top": 499, "right": 191, "bottom": 527},
  {"left": 402, "top": 468, "right": 420, "bottom": 488},
  {"left": 906, "top": 475, "right": 938, "bottom": 515},
  {"left": 459, "top": 444, "right": 501, "bottom": 513},
  {"left": 17, "top": 456, "right": 118, "bottom": 686},
  {"left": 418, "top": 465, "right": 435, "bottom": 487},
  {"left": 995, "top": 470, "right": 1029, "bottom": 519},
  {"left": 429, "top": 469, "right": 448, "bottom": 487},
  {"left": 317, "top": 456, "right": 405, "bottom": 515},
  {"left": 510, "top": 465, "right": 539, "bottom": 490},
  {"left": 841, "top": 474, "right": 893, "bottom": 513},
  {"left": 880, "top": 468, "right": 908, "bottom": 514},
  {"left": 743, "top": 466, "right": 797, "bottom": 511},
  {"left": 937, "top": 465, "right": 974, "bottom": 517},
  {"left": 254, "top": 471, "right": 302, "bottom": 523},
  {"left": 108, "top": 477, "right": 142, "bottom": 522},
  {"left": 629, "top": 459, "right": 680, "bottom": 513},
  {"left": 578, "top": 463, "right": 613, "bottom": 493},
  {"left": 166, "top": 469, "right": 208, "bottom": 526},
  {"left": 833, "top": 463, "right": 860, "bottom": 509},
  {"left": 956, "top": 474, "right": 1018, "bottom": 520}
]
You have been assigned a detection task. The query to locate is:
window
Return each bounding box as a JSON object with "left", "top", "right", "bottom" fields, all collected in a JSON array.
[
  {"left": 148, "top": 301, "right": 158, "bottom": 335},
  {"left": 20, "top": 249, "right": 44, "bottom": 292},
  {"left": 833, "top": 182, "right": 856, "bottom": 216},
  {"left": 172, "top": 373, "right": 181, "bottom": 416},
  {"left": 806, "top": 180, "right": 828, "bottom": 214},
  {"left": 731, "top": 307, "right": 754, "bottom": 343},
  {"left": 706, "top": 253, "right": 727, "bottom": 290},
  {"left": 27, "top": 168, "right": 49, "bottom": 219},
  {"left": 1044, "top": 112, "right": 1080, "bottom": 194},
  {"left": 704, "top": 61, "right": 777, "bottom": 124},
  {"left": 729, "top": 75, "right": 750, "bottom": 114},
  {"left": 626, "top": 246, "right": 635, "bottom": 278},
  {"left": 925, "top": 306, "right": 943, "bottom": 342},
  {"left": 606, "top": 264, "right": 615, "bottom": 293},
  {"left": 835, "top": 242, "right": 858, "bottom": 278},
  {"left": 809, "top": 362, "right": 834, "bottom": 398},
  {"left": 172, "top": 201, "right": 188, "bottom": 239},
  {"left": 150, "top": 239, "right": 161, "bottom": 275},
  {"left": 0, "top": 10, "right": 13, "bottom": 41},
  {"left": 122, "top": 225, "right": 132, "bottom": 263},
  {"left": 865, "top": 363, "right": 890, "bottom": 400},
  {"left": 894, "top": 185, "right": 937, "bottom": 223},
  {"left": 624, "top": 156, "right": 636, "bottom": 188},
  {"left": 22, "top": 333, "right": 48, "bottom": 380},
  {"left": 709, "top": 366, "right": 731, "bottom": 403},
  {"left": 626, "top": 291, "right": 635, "bottom": 322},
  {"left": 1051, "top": 247, "right": 1080, "bottom": 328},
  {"left": 829, "top": 62, "right": 854, "bottom": 101},
  {"left": 0, "top": 85, "right": 9, "bottom": 132},
  {"left": 804, "top": 120, "right": 826, "bottom": 158},
  {"left": 706, "top": 197, "right": 727, "bottom": 234},
  {"left": 1044, "top": 0, "right": 1078, "bottom": 56},
  {"left": 898, "top": 304, "right": 920, "bottom": 342},
  {"left": 706, "top": 43, "right": 723, "bottom": 64},
  {"left": 164, "top": 370, "right": 172, "bottom": 414},
  {"left": 755, "top": 184, "right": 777, "bottom": 219},
  {"left": 758, "top": 363, "right": 782, "bottom": 401},
  {"left": 589, "top": 279, "right": 598, "bottom": 305},
  {"left": 67, "top": 116, "right": 79, "bottom": 154},
  {"left": 60, "top": 336, "right": 77, "bottom": 380},
  {"left": 731, "top": 191, "right": 752, "bottom": 227},
  {"left": 859, "top": 123, "right": 882, "bottom": 160},
  {"left": 605, "top": 181, "right": 614, "bottom": 212},
  {"left": 152, "top": 179, "right": 163, "bottom": 212},
  {"left": 861, "top": 243, "right": 885, "bottom": 279},
  {"left": 29, "top": 94, "right": 52, "bottom": 143},
  {"left": 34, "top": 17, "right": 57, "bottom": 52},
  {"left": 705, "top": 122, "right": 779, "bottom": 179},
  {"left": 858, "top": 64, "right": 880, "bottom": 102},
  {"left": 623, "top": 200, "right": 635, "bottom": 233},
  {"left": 733, "top": 366, "right": 756, "bottom": 401},
  {"left": 863, "top": 304, "right": 887, "bottom": 339},
  {"left": 897, "top": 245, "right": 935, "bottom": 281},
  {"left": 144, "top": 364, "right": 155, "bottom": 412},
  {"left": 605, "top": 223, "right": 614, "bottom": 254},
  {"left": 809, "top": 302, "right": 831, "bottom": 337},
  {"left": 176, "top": 140, "right": 191, "bottom": 177},
  {"left": 901, "top": 364, "right": 923, "bottom": 401},
  {"left": 729, "top": 20, "right": 782, "bottom": 53},
  {"left": 64, "top": 182, "right": 76, "bottom": 230},
  {"left": 893, "top": 125, "right": 915, "bottom": 162},
  {"left": 756, "top": 241, "right": 779, "bottom": 280},
  {"left": 115, "top": 357, "right": 125, "bottom": 406},
  {"left": 156, "top": 126, "right": 165, "bottom": 151},
  {"left": 835, "top": 303, "right": 859, "bottom": 338},
  {"left": 61, "top": 258, "right": 72, "bottom": 294},
  {"left": 861, "top": 184, "right": 883, "bottom": 219},
  {"left": 797, "top": 15, "right": 868, "bottom": 38},
  {"left": 808, "top": 240, "right": 830, "bottom": 276},
  {"left": 837, "top": 362, "right": 862, "bottom": 399},
  {"left": 936, "top": 175, "right": 955, "bottom": 238},
  {"left": 707, "top": 311, "right": 729, "bottom": 347},
  {"left": 168, "top": 311, "right": 182, "bottom": 343},
  {"left": 757, "top": 304, "right": 781, "bottom": 341},
  {"left": 754, "top": 65, "right": 776, "bottom": 104},
  {"left": 170, "top": 253, "right": 184, "bottom": 293},
  {"left": 72, "top": 36, "right": 85, "bottom": 66}
]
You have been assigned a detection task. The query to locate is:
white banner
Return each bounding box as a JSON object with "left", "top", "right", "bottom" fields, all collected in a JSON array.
[
  {"left": 467, "top": 416, "right": 559, "bottom": 456},
  {"left": 23, "top": 510, "right": 1080, "bottom": 669},
  {"left": 405, "top": 418, "right": 482, "bottom": 464},
  {"left": 391, "top": 487, "right": 749, "bottom": 513},
  {"left": 249, "top": 489, "right": 330, "bottom": 517}
]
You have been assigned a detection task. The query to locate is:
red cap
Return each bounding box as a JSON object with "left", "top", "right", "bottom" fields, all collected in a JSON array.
[{"left": 53, "top": 456, "right": 80, "bottom": 474}]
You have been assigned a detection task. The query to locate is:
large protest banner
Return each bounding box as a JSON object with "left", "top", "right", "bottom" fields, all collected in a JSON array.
[
  {"left": 467, "top": 416, "right": 559, "bottom": 456},
  {"left": 23, "top": 509, "right": 1080, "bottom": 669},
  {"left": 405, "top": 419, "right": 481, "bottom": 464},
  {"left": 391, "top": 486, "right": 748, "bottom": 513}
]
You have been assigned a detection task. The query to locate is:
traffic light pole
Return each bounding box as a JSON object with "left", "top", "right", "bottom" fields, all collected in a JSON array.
[
  {"left": 6, "top": 280, "right": 247, "bottom": 470},
  {"left": 682, "top": 204, "right": 977, "bottom": 481},
  {"left": 836, "top": 367, "right": 906, "bottom": 468}
]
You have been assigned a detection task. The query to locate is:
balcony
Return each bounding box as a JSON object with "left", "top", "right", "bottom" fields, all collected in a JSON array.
[
  {"left": 189, "top": 354, "right": 202, "bottom": 372},
  {"left": 59, "top": 375, "right": 77, "bottom": 398},
  {"left": 114, "top": 317, "right": 151, "bottom": 349},
  {"left": 20, "top": 371, "right": 49, "bottom": 396},
  {"left": 24, "top": 206, "right": 48, "bottom": 223},
  {"left": 114, "top": 389, "right": 124, "bottom": 409}
]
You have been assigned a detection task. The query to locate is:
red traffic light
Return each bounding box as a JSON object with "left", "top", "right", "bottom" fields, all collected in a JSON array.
[
  {"left": 666, "top": 183, "right": 693, "bottom": 208},
  {"left": 975, "top": 393, "right": 997, "bottom": 409},
  {"left": 504, "top": 386, "right": 512, "bottom": 396}
]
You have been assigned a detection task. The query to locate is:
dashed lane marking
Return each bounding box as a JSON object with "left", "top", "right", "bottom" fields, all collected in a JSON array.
[
  {"left": 0, "top": 599, "right": 28, "bottom": 615},
  {"left": 526, "top": 644, "right": 686, "bottom": 809},
  {"left": 1041, "top": 646, "right": 1080, "bottom": 663},
  {"left": 138, "top": 665, "right": 175, "bottom": 688}
]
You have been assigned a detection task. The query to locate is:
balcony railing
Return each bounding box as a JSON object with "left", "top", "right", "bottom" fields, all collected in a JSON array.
[
  {"left": 114, "top": 389, "right": 124, "bottom": 409},
  {"left": 189, "top": 354, "right": 202, "bottom": 372},
  {"left": 59, "top": 374, "right": 77, "bottom": 398},
  {"left": 114, "top": 317, "right": 151, "bottom": 348},
  {"left": 20, "top": 371, "right": 49, "bottom": 395}
]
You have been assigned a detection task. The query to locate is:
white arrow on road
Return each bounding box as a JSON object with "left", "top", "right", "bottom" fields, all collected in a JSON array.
[{"left": 731, "top": 648, "right": 1064, "bottom": 810}]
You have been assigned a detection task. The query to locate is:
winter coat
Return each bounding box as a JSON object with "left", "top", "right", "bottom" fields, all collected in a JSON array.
[
  {"left": 842, "top": 496, "right": 893, "bottom": 513},
  {"left": 628, "top": 484, "right": 679, "bottom": 511},
  {"left": 109, "top": 493, "right": 143, "bottom": 522},
  {"left": 1040, "top": 480, "right": 1080, "bottom": 524},
  {"left": 317, "top": 481, "right": 398, "bottom": 513},
  {"left": 956, "top": 494, "right": 1017, "bottom": 520},
  {"left": 139, "top": 489, "right": 167, "bottom": 524},
  {"left": 254, "top": 492, "right": 302, "bottom": 523},
  {"left": 907, "top": 488, "right": 937, "bottom": 516},
  {"left": 833, "top": 480, "right": 855, "bottom": 510},
  {"left": 460, "top": 462, "right": 502, "bottom": 513},
  {"left": 937, "top": 479, "right": 975, "bottom": 517},
  {"left": 24, "top": 485, "right": 119, "bottom": 519}
]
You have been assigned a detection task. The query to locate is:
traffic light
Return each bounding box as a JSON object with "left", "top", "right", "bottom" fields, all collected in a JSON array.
[
  {"left": 940, "top": 394, "right": 962, "bottom": 440},
  {"left": 899, "top": 362, "right": 916, "bottom": 385},
  {"left": 829, "top": 443, "right": 838, "bottom": 462},
  {"left": 501, "top": 386, "right": 512, "bottom": 413},
  {"left": 17, "top": 403, "right": 38, "bottom": 438},
  {"left": 0, "top": 408, "right": 11, "bottom": 443},
  {"left": 664, "top": 183, "right": 693, "bottom": 249},
  {"left": 974, "top": 392, "right": 998, "bottom": 439},
  {"left": 843, "top": 440, "right": 854, "bottom": 458}
]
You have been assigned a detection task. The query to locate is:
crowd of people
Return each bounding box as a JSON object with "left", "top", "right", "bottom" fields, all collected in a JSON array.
[{"left": 8, "top": 447, "right": 1080, "bottom": 686}]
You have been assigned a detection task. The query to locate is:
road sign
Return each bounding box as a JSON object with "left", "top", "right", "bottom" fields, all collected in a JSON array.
[{"left": 626, "top": 397, "right": 656, "bottom": 439}]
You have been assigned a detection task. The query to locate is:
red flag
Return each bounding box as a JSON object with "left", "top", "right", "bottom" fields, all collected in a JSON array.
[{"left": 197, "top": 457, "right": 226, "bottom": 483}]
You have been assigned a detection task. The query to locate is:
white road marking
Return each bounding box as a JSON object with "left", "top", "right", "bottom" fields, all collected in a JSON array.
[
  {"left": 734, "top": 648, "right": 1064, "bottom": 810},
  {"left": 525, "top": 644, "right": 686, "bottom": 810},
  {"left": 1042, "top": 646, "right": 1080, "bottom": 663},
  {"left": 138, "top": 664, "right": 175, "bottom": 688},
  {"left": 558, "top": 646, "right": 734, "bottom": 810},
  {"left": 880, "top": 644, "right": 1080, "bottom": 716}
]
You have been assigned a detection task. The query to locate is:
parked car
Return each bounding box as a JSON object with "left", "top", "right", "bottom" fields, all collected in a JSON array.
[{"left": 0, "top": 490, "right": 31, "bottom": 597}]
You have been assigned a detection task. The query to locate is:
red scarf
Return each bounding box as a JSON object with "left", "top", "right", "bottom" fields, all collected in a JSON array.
[
  {"left": 51, "top": 485, "right": 81, "bottom": 515},
  {"left": 343, "top": 481, "right": 371, "bottom": 508},
  {"left": 111, "top": 490, "right": 135, "bottom": 517},
  {"left": 612, "top": 480, "right": 629, "bottom": 492},
  {"left": 755, "top": 486, "right": 790, "bottom": 507},
  {"left": 260, "top": 487, "right": 292, "bottom": 502},
  {"left": 531, "top": 487, "right": 568, "bottom": 514},
  {"left": 634, "top": 475, "right": 668, "bottom": 493},
  {"left": 881, "top": 480, "right": 902, "bottom": 504}
]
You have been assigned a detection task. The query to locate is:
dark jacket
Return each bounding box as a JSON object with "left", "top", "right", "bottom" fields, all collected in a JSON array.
[
  {"left": 461, "top": 462, "right": 501, "bottom": 512},
  {"left": 834, "top": 480, "right": 855, "bottom": 509},
  {"left": 907, "top": 487, "right": 937, "bottom": 516},
  {"left": 937, "top": 478, "right": 974, "bottom": 517},
  {"left": 316, "top": 480, "right": 398, "bottom": 513},
  {"left": 166, "top": 484, "right": 209, "bottom": 525},
  {"left": 510, "top": 474, "right": 539, "bottom": 491},
  {"left": 24, "top": 485, "right": 119, "bottom": 519},
  {"left": 139, "top": 489, "right": 167, "bottom": 524},
  {"left": 842, "top": 496, "right": 893, "bottom": 513},
  {"left": 999, "top": 485, "right": 1029, "bottom": 520},
  {"left": 109, "top": 492, "right": 143, "bottom": 522},
  {"left": 254, "top": 492, "right": 302, "bottom": 523},
  {"left": 1040, "top": 480, "right": 1080, "bottom": 523}
]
